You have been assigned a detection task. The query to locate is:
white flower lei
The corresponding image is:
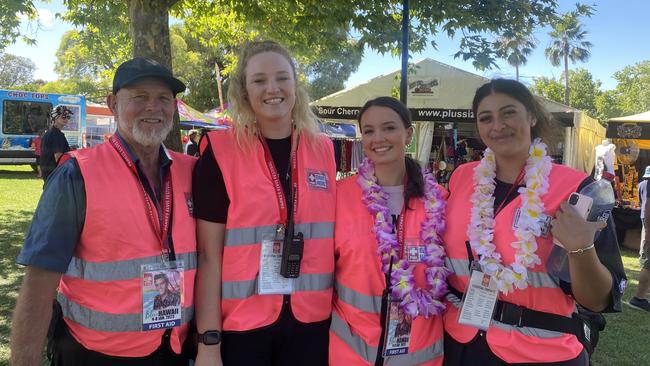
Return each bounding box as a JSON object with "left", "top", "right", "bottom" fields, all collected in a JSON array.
[{"left": 467, "top": 138, "right": 552, "bottom": 294}]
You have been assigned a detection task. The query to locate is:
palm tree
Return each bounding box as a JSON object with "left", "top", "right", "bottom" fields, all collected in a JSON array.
[
  {"left": 497, "top": 33, "right": 536, "bottom": 81},
  {"left": 545, "top": 12, "right": 593, "bottom": 106}
]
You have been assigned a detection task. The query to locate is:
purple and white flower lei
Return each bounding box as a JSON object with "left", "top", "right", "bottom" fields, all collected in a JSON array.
[{"left": 357, "top": 158, "right": 450, "bottom": 318}]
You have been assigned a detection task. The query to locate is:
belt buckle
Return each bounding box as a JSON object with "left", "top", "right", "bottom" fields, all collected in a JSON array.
[{"left": 498, "top": 303, "right": 524, "bottom": 327}]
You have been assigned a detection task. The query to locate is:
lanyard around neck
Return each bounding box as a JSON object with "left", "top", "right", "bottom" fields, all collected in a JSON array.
[
  {"left": 494, "top": 167, "right": 525, "bottom": 216},
  {"left": 109, "top": 136, "right": 173, "bottom": 261},
  {"left": 259, "top": 133, "right": 299, "bottom": 226}
]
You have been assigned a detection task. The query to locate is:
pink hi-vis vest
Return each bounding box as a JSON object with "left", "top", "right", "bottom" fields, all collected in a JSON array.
[
  {"left": 58, "top": 142, "right": 197, "bottom": 357},
  {"left": 443, "top": 161, "right": 587, "bottom": 363},
  {"left": 330, "top": 176, "right": 444, "bottom": 366},
  {"left": 206, "top": 128, "right": 336, "bottom": 331}
]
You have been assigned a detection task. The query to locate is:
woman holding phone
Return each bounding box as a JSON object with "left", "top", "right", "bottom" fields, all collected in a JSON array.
[{"left": 442, "top": 79, "right": 626, "bottom": 365}]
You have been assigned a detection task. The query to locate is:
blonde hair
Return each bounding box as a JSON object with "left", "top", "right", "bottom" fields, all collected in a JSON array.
[{"left": 227, "top": 40, "right": 320, "bottom": 146}]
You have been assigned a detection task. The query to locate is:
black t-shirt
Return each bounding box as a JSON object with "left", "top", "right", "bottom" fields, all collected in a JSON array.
[
  {"left": 193, "top": 134, "right": 292, "bottom": 223},
  {"left": 186, "top": 141, "right": 199, "bottom": 157},
  {"left": 40, "top": 127, "right": 70, "bottom": 174},
  {"left": 483, "top": 176, "right": 626, "bottom": 312}
]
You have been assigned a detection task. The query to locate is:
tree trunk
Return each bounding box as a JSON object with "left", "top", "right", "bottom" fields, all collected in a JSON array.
[
  {"left": 563, "top": 40, "right": 570, "bottom": 106},
  {"left": 515, "top": 64, "right": 519, "bottom": 81},
  {"left": 127, "top": 0, "right": 182, "bottom": 152}
]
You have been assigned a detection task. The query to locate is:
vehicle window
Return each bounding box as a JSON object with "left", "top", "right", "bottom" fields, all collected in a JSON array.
[{"left": 2, "top": 100, "right": 52, "bottom": 135}]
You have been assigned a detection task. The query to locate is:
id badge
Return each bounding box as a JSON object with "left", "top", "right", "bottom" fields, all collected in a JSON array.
[
  {"left": 512, "top": 208, "right": 552, "bottom": 237},
  {"left": 258, "top": 228, "right": 293, "bottom": 295},
  {"left": 141, "top": 260, "right": 184, "bottom": 331},
  {"left": 457, "top": 269, "right": 498, "bottom": 331},
  {"left": 383, "top": 298, "right": 411, "bottom": 357},
  {"left": 404, "top": 237, "right": 426, "bottom": 263}
]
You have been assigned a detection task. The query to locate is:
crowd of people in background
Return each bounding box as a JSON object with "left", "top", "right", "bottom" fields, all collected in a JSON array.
[{"left": 9, "top": 39, "right": 631, "bottom": 366}]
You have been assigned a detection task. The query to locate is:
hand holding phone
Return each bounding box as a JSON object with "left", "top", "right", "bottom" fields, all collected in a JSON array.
[{"left": 552, "top": 193, "right": 593, "bottom": 247}]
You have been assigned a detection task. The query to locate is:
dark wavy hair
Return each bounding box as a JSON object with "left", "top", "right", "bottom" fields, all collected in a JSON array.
[
  {"left": 357, "top": 96, "right": 424, "bottom": 209},
  {"left": 472, "top": 78, "right": 555, "bottom": 141}
]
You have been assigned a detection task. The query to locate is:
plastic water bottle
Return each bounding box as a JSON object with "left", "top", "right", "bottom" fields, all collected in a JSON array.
[{"left": 546, "top": 178, "right": 615, "bottom": 282}]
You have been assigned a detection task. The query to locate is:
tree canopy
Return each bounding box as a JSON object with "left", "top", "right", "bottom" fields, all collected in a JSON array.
[
  {"left": 0, "top": 52, "right": 36, "bottom": 88},
  {"left": 612, "top": 60, "right": 650, "bottom": 116},
  {"left": 0, "top": 0, "right": 38, "bottom": 51},
  {"left": 532, "top": 68, "right": 602, "bottom": 121},
  {"left": 544, "top": 4, "right": 594, "bottom": 105}
]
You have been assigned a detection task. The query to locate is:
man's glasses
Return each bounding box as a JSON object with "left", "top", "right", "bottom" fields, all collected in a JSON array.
[{"left": 61, "top": 115, "right": 71, "bottom": 120}]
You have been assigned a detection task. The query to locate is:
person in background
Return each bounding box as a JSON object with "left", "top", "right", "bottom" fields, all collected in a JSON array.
[
  {"left": 443, "top": 79, "right": 626, "bottom": 366},
  {"left": 329, "top": 97, "right": 448, "bottom": 366},
  {"left": 630, "top": 166, "right": 650, "bottom": 312},
  {"left": 11, "top": 57, "right": 197, "bottom": 366},
  {"left": 30, "top": 129, "right": 44, "bottom": 178},
  {"left": 186, "top": 130, "right": 200, "bottom": 157},
  {"left": 40, "top": 105, "right": 72, "bottom": 183},
  {"left": 193, "top": 40, "right": 336, "bottom": 366}
]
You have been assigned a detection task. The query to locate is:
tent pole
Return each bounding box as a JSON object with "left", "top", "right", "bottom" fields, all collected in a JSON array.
[
  {"left": 400, "top": 0, "right": 409, "bottom": 105},
  {"left": 215, "top": 62, "right": 224, "bottom": 110}
]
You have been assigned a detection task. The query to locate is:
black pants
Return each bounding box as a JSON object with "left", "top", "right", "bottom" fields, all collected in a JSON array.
[
  {"left": 443, "top": 331, "right": 590, "bottom": 366},
  {"left": 50, "top": 324, "right": 187, "bottom": 366},
  {"left": 220, "top": 297, "right": 330, "bottom": 366}
]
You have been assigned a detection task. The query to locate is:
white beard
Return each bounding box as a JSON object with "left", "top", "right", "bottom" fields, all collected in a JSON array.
[{"left": 130, "top": 119, "right": 173, "bottom": 147}]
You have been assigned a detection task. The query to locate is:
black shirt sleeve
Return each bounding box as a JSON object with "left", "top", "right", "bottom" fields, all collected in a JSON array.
[{"left": 192, "top": 136, "right": 230, "bottom": 223}]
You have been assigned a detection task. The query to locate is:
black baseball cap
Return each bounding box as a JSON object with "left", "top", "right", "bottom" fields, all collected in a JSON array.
[{"left": 112, "top": 57, "right": 186, "bottom": 95}]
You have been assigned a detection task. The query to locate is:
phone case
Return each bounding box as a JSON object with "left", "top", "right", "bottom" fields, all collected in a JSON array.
[
  {"left": 568, "top": 192, "right": 593, "bottom": 219},
  {"left": 553, "top": 192, "right": 593, "bottom": 247}
]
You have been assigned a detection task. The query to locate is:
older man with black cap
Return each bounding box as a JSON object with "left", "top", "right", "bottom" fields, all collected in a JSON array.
[{"left": 11, "top": 58, "right": 197, "bottom": 366}]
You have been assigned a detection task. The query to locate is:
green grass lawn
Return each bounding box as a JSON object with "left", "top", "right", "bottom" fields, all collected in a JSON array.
[
  {"left": 592, "top": 248, "right": 650, "bottom": 366},
  {"left": 0, "top": 164, "right": 649, "bottom": 365},
  {"left": 0, "top": 165, "right": 42, "bottom": 365}
]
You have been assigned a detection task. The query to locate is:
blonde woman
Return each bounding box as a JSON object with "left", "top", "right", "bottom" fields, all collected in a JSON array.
[{"left": 193, "top": 40, "right": 336, "bottom": 366}]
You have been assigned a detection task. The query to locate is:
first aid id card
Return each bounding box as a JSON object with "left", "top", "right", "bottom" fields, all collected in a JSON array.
[
  {"left": 258, "top": 232, "right": 293, "bottom": 295},
  {"left": 457, "top": 270, "right": 498, "bottom": 331},
  {"left": 141, "top": 261, "right": 184, "bottom": 331}
]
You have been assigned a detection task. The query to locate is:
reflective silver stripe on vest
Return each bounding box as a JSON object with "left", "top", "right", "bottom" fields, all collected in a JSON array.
[
  {"left": 57, "top": 293, "right": 193, "bottom": 332},
  {"left": 446, "top": 292, "right": 569, "bottom": 339},
  {"left": 225, "top": 222, "right": 334, "bottom": 246},
  {"left": 65, "top": 251, "right": 198, "bottom": 281},
  {"left": 222, "top": 272, "right": 333, "bottom": 299},
  {"left": 445, "top": 257, "right": 559, "bottom": 288},
  {"left": 335, "top": 281, "right": 382, "bottom": 313},
  {"left": 330, "top": 312, "right": 443, "bottom": 365}
]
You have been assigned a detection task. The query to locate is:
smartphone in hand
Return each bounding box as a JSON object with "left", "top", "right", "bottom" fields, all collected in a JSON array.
[{"left": 552, "top": 192, "right": 593, "bottom": 247}]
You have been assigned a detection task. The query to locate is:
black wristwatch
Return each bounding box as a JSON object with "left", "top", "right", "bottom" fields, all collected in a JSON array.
[{"left": 197, "top": 330, "right": 222, "bottom": 345}]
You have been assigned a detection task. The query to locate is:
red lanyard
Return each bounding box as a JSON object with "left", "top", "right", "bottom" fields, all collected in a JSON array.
[
  {"left": 495, "top": 168, "right": 525, "bottom": 216},
  {"left": 259, "top": 134, "right": 299, "bottom": 226},
  {"left": 396, "top": 207, "right": 406, "bottom": 258},
  {"left": 109, "top": 136, "right": 173, "bottom": 261}
]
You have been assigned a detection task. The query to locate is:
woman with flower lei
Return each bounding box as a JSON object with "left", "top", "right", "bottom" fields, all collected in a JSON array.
[
  {"left": 442, "top": 79, "right": 626, "bottom": 366},
  {"left": 329, "top": 97, "right": 449, "bottom": 366}
]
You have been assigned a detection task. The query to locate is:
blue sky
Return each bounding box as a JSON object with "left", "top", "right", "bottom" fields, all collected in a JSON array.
[{"left": 6, "top": 1, "right": 650, "bottom": 91}]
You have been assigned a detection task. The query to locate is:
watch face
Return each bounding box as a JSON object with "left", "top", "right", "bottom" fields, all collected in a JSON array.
[{"left": 201, "top": 331, "right": 221, "bottom": 345}]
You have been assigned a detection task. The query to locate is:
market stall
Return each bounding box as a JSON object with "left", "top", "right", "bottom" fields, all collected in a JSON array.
[
  {"left": 605, "top": 110, "right": 650, "bottom": 248},
  {"left": 312, "top": 58, "right": 604, "bottom": 183},
  {"left": 176, "top": 99, "right": 230, "bottom": 130}
]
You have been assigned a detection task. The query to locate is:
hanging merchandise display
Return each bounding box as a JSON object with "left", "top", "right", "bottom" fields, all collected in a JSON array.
[{"left": 615, "top": 139, "right": 640, "bottom": 207}]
